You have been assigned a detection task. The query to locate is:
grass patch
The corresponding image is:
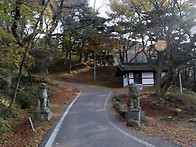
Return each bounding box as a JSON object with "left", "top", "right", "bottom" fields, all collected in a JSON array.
[
  {"left": 157, "top": 116, "right": 180, "bottom": 123},
  {"left": 0, "top": 117, "right": 11, "bottom": 134},
  {"left": 188, "top": 118, "right": 196, "bottom": 123},
  {"left": 0, "top": 77, "right": 61, "bottom": 133},
  {"left": 17, "top": 85, "right": 37, "bottom": 109},
  {"left": 174, "top": 108, "right": 181, "bottom": 115},
  {"left": 0, "top": 93, "right": 10, "bottom": 107},
  {"left": 168, "top": 86, "right": 196, "bottom": 99}
]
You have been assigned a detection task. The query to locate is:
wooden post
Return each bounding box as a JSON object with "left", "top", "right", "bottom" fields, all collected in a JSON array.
[
  {"left": 94, "top": 51, "right": 96, "bottom": 81},
  {"left": 179, "top": 72, "right": 183, "bottom": 94}
]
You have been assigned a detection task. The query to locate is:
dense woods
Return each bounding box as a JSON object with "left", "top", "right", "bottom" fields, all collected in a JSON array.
[
  {"left": 0, "top": 0, "right": 121, "bottom": 116},
  {"left": 0, "top": 0, "right": 196, "bottom": 117},
  {"left": 0, "top": 1, "right": 196, "bottom": 146},
  {"left": 109, "top": 0, "right": 196, "bottom": 96}
]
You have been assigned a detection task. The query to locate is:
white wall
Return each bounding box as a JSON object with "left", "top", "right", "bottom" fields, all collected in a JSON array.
[
  {"left": 123, "top": 71, "right": 167, "bottom": 87},
  {"left": 129, "top": 73, "right": 134, "bottom": 84},
  {"left": 142, "top": 79, "right": 154, "bottom": 85},
  {"left": 129, "top": 73, "right": 134, "bottom": 78},
  {"left": 142, "top": 72, "right": 154, "bottom": 85},
  {"left": 123, "top": 73, "right": 134, "bottom": 87},
  {"left": 129, "top": 79, "right": 134, "bottom": 84},
  {"left": 142, "top": 72, "right": 153, "bottom": 78},
  {"left": 161, "top": 72, "right": 166, "bottom": 77},
  {"left": 123, "top": 75, "right": 128, "bottom": 87}
]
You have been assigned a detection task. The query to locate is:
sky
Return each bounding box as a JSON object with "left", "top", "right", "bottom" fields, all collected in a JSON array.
[{"left": 88, "top": 0, "right": 110, "bottom": 18}]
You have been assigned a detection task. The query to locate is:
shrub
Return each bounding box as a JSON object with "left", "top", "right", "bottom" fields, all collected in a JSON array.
[
  {"left": 174, "top": 108, "right": 181, "bottom": 115},
  {"left": 188, "top": 118, "right": 196, "bottom": 123},
  {"left": 157, "top": 116, "right": 180, "bottom": 123},
  {"left": 113, "top": 94, "right": 128, "bottom": 101},
  {"left": 0, "top": 117, "right": 11, "bottom": 133},
  {"left": 17, "top": 96, "right": 35, "bottom": 109},
  {"left": 16, "top": 86, "right": 36, "bottom": 109},
  {"left": 114, "top": 101, "right": 125, "bottom": 111},
  {"left": 48, "top": 52, "right": 65, "bottom": 73}
]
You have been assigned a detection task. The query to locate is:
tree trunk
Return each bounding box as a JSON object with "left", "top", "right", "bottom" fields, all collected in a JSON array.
[
  {"left": 79, "top": 51, "right": 83, "bottom": 62},
  {"left": 84, "top": 52, "right": 89, "bottom": 62},
  {"left": 155, "top": 69, "right": 162, "bottom": 97},
  {"left": 79, "top": 42, "right": 84, "bottom": 63},
  {"left": 184, "top": 68, "right": 189, "bottom": 81},
  {"left": 64, "top": 42, "right": 69, "bottom": 65},
  {"left": 40, "top": 53, "right": 53, "bottom": 81},
  {"left": 62, "top": 36, "right": 68, "bottom": 65},
  {"left": 103, "top": 50, "right": 107, "bottom": 67},
  {"left": 94, "top": 51, "right": 96, "bottom": 81},
  {"left": 194, "top": 61, "right": 196, "bottom": 92},
  {"left": 119, "top": 50, "right": 123, "bottom": 62},
  {"left": 5, "top": 0, "right": 51, "bottom": 118},
  {"left": 122, "top": 50, "right": 125, "bottom": 62},
  {"left": 125, "top": 50, "right": 128, "bottom": 62},
  {"left": 68, "top": 47, "right": 72, "bottom": 73},
  {"left": 3, "top": 67, "right": 13, "bottom": 90},
  {"left": 25, "top": 64, "right": 33, "bottom": 86},
  {"left": 157, "top": 68, "right": 174, "bottom": 97},
  {"left": 5, "top": 47, "right": 28, "bottom": 117},
  {"left": 154, "top": 63, "right": 174, "bottom": 97},
  {"left": 161, "top": 80, "right": 172, "bottom": 95}
]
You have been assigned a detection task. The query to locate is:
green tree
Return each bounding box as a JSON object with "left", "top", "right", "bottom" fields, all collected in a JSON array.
[
  {"left": 52, "top": 5, "right": 115, "bottom": 72},
  {"left": 1, "top": 0, "right": 89, "bottom": 115},
  {"left": 1, "top": 0, "right": 52, "bottom": 116},
  {"left": 0, "top": 29, "right": 20, "bottom": 89},
  {"left": 109, "top": 0, "right": 196, "bottom": 96}
]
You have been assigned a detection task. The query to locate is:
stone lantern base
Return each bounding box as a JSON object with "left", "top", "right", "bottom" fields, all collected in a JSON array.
[
  {"left": 32, "top": 110, "right": 52, "bottom": 121},
  {"left": 125, "top": 109, "right": 145, "bottom": 121}
]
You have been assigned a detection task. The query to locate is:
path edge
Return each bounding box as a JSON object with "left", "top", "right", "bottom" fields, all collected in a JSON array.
[{"left": 44, "top": 90, "right": 81, "bottom": 147}]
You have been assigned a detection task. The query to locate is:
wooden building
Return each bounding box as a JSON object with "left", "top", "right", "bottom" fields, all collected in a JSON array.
[{"left": 116, "top": 62, "right": 168, "bottom": 87}]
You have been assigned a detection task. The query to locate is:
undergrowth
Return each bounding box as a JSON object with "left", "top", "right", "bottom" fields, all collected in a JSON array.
[
  {"left": 188, "top": 118, "right": 196, "bottom": 123},
  {"left": 0, "top": 77, "right": 57, "bottom": 134},
  {"left": 157, "top": 116, "right": 180, "bottom": 123},
  {"left": 168, "top": 86, "right": 196, "bottom": 99},
  {"left": 0, "top": 117, "right": 11, "bottom": 134}
]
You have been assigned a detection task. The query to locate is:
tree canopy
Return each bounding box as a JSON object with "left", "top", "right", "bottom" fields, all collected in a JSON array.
[
  {"left": 109, "top": 0, "right": 196, "bottom": 96},
  {"left": 1, "top": 0, "right": 196, "bottom": 115}
]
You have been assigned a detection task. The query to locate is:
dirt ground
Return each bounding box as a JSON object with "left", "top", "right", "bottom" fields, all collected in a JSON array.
[
  {"left": 0, "top": 85, "right": 78, "bottom": 147},
  {"left": 49, "top": 64, "right": 122, "bottom": 88},
  {"left": 113, "top": 87, "right": 196, "bottom": 147},
  {"left": 1, "top": 64, "right": 196, "bottom": 147},
  {"left": 51, "top": 64, "right": 196, "bottom": 147}
]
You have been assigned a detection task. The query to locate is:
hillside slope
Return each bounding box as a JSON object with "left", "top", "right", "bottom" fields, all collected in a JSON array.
[{"left": 50, "top": 64, "right": 122, "bottom": 88}]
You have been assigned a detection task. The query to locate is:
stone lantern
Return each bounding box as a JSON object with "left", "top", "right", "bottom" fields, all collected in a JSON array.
[{"left": 32, "top": 83, "right": 52, "bottom": 121}]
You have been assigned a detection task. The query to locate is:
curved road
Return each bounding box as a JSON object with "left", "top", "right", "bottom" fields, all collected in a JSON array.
[{"left": 39, "top": 82, "right": 179, "bottom": 147}]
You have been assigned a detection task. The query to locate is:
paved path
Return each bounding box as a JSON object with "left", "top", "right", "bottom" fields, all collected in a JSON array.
[{"left": 39, "top": 83, "right": 179, "bottom": 147}]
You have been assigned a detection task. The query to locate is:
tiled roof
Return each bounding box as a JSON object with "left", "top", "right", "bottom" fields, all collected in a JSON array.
[{"left": 118, "top": 62, "right": 168, "bottom": 71}]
